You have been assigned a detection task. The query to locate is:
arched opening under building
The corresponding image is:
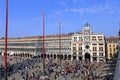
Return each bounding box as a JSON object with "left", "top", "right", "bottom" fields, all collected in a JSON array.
[
  {"left": 41, "top": 54, "right": 43, "bottom": 58},
  {"left": 20, "top": 53, "right": 22, "bottom": 57},
  {"left": 25, "top": 53, "right": 27, "bottom": 57},
  {"left": 7, "top": 53, "right": 9, "bottom": 56},
  {"left": 27, "top": 54, "right": 30, "bottom": 57},
  {"left": 64, "top": 54, "right": 67, "bottom": 60},
  {"left": 13, "top": 54, "right": 15, "bottom": 57},
  {"left": 73, "top": 56, "right": 76, "bottom": 60},
  {"left": 30, "top": 54, "right": 33, "bottom": 58},
  {"left": 93, "top": 57, "right": 97, "bottom": 62},
  {"left": 41, "top": 53, "right": 46, "bottom": 59},
  {"left": 68, "top": 55, "right": 71, "bottom": 60},
  {"left": 54, "top": 54, "right": 56, "bottom": 59},
  {"left": 50, "top": 54, "right": 53, "bottom": 58},
  {"left": 57, "top": 54, "right": 59, "bottom": 59},
  {"left": 47, "top": 54, "right": 49, "bottom": 58},
  {"left": 44, "top": 54, "right": 46, "bottom": 59},
  {"left": 85, "top": 53, "right": 90, "bottom": 61},
  {"left": 79, "top": 56, "right": 82, "bottom": 61},
  {"left": 23, "top": 53, "right": 25, "bottom": 57},
  {"left": 60, "top": 54, "right": 63, "bottom": 60},
  {"left": 0, "top": 52, "right": 2, "bottom": 55}
]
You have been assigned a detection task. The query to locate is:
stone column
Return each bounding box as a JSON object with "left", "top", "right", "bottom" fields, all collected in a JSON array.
[
  {"left": 97, "top": 56, "right": 99, "bottom": 63},
  {"left": 82, "top": 54, "right": 85, "bottom": 61},
  {"left": 90, "top": 55, "right": 93, "bottom": 63},
  {"left": 77, "top": 55, "right": 79, "bottom": 61},
  {"left": 71, "top": 55, "right": 73, "bottom": 61}
]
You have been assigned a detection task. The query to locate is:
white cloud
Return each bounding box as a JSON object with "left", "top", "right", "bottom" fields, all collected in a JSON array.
[
  {"left": 55, "top": 9, "right": 69, "bottom": 15},
  {"left": 55, "top": 0, "right": 119, "bottom": 15},
  {"left": 71, "top": 0, "right": 84, "bottom": 4},
  {"left": 58, "top": 0, "right": 69, "bottom": 7},
  {"left": 70, "top": 4, "right": 111, "bottom": 14}
]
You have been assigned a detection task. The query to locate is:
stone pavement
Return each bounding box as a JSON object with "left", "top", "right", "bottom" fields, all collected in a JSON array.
[{"left": 0, "top": 56, "right": 105, "bottom": 80}]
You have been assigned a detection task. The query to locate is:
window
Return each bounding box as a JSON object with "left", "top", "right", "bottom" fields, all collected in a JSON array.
[
  {"left": 115, "top": 40, "right": 118, "bottom": 43},
  {"left": 99, "top": 47, "right": 103, "bottom": 51},
  {"left": 93, "top": 53, "right": 97, "bottom": 56},
  {"left": 73, "top": 52, "right": 76, "bottom": 55},
  {"left": 110, "top": 48, "right": 112, "bottom": 52},
  {"left": 74, "top": 37, "right": 77, "bottom": 39},
  {"left": 98, "top": 36, "right": 103, "bottom": 41},
  {"left": 109, "top": 45, "right": 111, "bottom": 47},
  {"left": 98, "top": 36, "right": 102, "bottom": 38},
  {"left": 99, "top": 43, "right": 103, "bottom": 45},
  {"left": 73, "top": 44, "right": 76, "bottom": 46},
  {"left": 99, "top": 53, "right": 103, "bottom": 56},
  {"left": 93, "top": 47, "right": 97, "bottom": 51},
  {"left": 113, "top": 48, "right": 116, "bottom": 52},
  {"left": 73, "top": 47, "right": 76, "bottom": 51},
  {"left": 92, "top": 39, "right": 96, "bottom": 41},
  {"left": 92, "top": 44, "right": 97, "bottom": 45},
  {"left": 79, "top": 37, "right": 83, "bottom": 41},
  {"left": 79, "top": 52, "right": 82, "bottom": 55},
  {"left": 92, "top": 36, "right": 96, "bottom": 38},
  {"left": 74, "top": 37, "right": 77, "bottom": 42},
  {"left": 110, "top": 53, "right": 112, "bottom": 58},
  {"left": 79, "top": 47, "right": 82, "bottom": 50},
  {"left": 113, "top": 45, "right": 115, "bottom": 47},
  {"left": 93, "top": 57, "right": 97, "bottom": 61},
  {"left": 79, "top": 43, "right": 82, "bottom": 46},
  {"left": 92, "top": 36, "right": 96, "bottom": 41}
]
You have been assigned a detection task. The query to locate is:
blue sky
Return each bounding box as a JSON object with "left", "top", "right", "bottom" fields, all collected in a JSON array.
[{"left": 0, "top": 0, "right": 120, "bottom": 38}]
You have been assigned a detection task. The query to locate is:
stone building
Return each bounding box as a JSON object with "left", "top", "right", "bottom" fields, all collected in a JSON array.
[
  {"left": 71, "top": 23, "right": 105, "bottom": 62},
  {"left": 0, "top": 23, "right": 106, "bottom": 62},
  {"left": 105, "top": 37, "right": 119, "bottom": 59}
]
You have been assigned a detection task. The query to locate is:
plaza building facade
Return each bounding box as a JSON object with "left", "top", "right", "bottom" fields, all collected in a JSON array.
[
  {"left": 0, "top": 37, "right": 40, "bottom": 57},
  {"left": 0, "top": 34, "right": 72, "bottom": 60},
  {"left": 0, "top": 23, "right": 106, "bottom": 62},
  {"left": 71, "top": 23, "right": 105, "bottom": 62},
  {"left": 105, "top": 36, "right": 119, "bottom": 59}
]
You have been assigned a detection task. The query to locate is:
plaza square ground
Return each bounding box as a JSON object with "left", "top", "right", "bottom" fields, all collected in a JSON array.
[{"left": 0, "top": 56, "right": 111, "bottom": 80}]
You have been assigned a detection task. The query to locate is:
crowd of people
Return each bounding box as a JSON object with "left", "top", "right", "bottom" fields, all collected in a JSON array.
[
  {"left": 0, "top": 56, "right": 105, "bottom": 80},
  {"left": 45, "top": 59, "right": 104, "bottom": 80},
  {"left": 0, "top": 56, "right": 42, "bottom": 80}
]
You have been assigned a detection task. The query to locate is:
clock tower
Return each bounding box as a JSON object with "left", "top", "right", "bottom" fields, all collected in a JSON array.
[
  {"left": 83, "top": 23, "right": 92, "bottom": 61},
  {"left": 71, "top": 23, "right": 105, "bottom": 63},
  {"left": 83, "top": 22, "right": 92, "bottom": 35}
]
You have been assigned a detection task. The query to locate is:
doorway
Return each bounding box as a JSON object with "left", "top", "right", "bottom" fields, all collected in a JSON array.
[{"left": 85, "top": 53, "right": 90, "bottom": 61}]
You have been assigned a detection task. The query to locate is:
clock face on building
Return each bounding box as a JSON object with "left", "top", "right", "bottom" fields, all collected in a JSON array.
[
  {"left": 84, "top": 36, "right": 90, "bottom": 42},
  {"left": 85, "top": 45, "right": 89, "bottom": 49}
]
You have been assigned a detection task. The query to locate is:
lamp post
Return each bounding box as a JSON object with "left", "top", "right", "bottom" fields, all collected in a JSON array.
[{"left": 4, "top": 0, "right": 8, "bottom": 80}]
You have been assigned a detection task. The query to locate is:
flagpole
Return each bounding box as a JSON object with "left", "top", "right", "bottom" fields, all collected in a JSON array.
[
  {"left": 4, "top": 0, "right": 8, "bottom": 80},
  {"left": 42, "top": 11, "right": 45, "bottom": 76},
  {"left": 58, "top": 21, "right": 61, "bottom": 67}
]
